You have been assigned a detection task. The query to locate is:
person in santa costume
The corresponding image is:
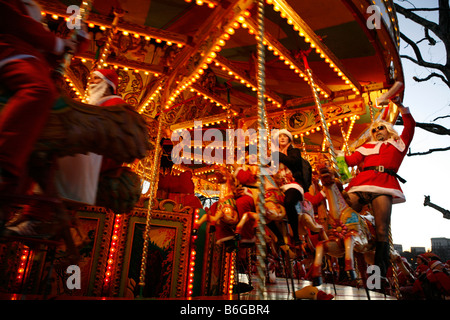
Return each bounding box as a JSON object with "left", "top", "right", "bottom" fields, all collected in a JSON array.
[
  {"left": 0, "top": 0, "right": 77, "bottom": 188},
  {"left": 341, "top": 98, "right": 415, "bottom": 277},
  {"left": 272, "top": 129, "right": 310, "bottom": 247},
  {"left": 0, "top": 0, "right": 80, "bottom": 232},
  {"left": 54, "top": 69, "right": 125, "bottom": 204},
  {"left": 6, "top": 69, "right": 126, "bottom": 237}
]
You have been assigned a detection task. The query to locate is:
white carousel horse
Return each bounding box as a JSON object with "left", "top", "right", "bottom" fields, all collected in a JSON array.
[
  {"left": 309, "top": 164, "right": 416, "bottom": 294},
  {"left": 310, "top": 164, "right": 376, "bottom": 286}
]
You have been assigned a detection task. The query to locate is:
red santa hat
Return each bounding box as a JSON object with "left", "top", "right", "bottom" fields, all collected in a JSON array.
[
  {"left": 429, "top": 259, "right": 444, "bottom": 270},
  {"left": 93, "top": 69, "right": 119, "bottom": 93}
]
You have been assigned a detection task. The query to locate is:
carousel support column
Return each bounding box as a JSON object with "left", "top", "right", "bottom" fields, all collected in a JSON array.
[
  {"left": 302, "top": 55, "right": 339, "bottom": 176},
  {"left": 388, "top": 227, "right": 401, "bottom": 300},
  {"left": 255, "top": 0, "right": 268, "bottom": 300},
  {"left": 82, "top": 7, "right": 124, "bottom": 101},
  {"left": 339, "top": 123, "right": 350, "bottom": 155},
  {"left": 137, "top": 115, "right": 165, "bottom": 298}
]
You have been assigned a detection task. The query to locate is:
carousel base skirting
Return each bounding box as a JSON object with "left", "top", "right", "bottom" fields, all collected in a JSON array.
[{"left": 0, "top": 275, "right": 395, "bottom": 301}]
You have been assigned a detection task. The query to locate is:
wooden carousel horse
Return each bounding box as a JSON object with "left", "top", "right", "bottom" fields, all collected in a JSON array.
[
  {"left": 0, "top": 92, "right": 151, "bottom": 261},
  {"left": 234, "top": 167, "right": 286, "bottom": 237},
  {"left": 310, "top": 163, "right": 376, "bottom": 286},
  {"left": 195, "top": 165, "right": 240, "bottom": 244},
  {"left": 309, "top": 164, "right": 415, "bottom": 297}
]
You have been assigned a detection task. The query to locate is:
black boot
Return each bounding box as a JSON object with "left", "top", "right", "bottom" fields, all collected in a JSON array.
[{"left": 374, "top": 241, "right": 390, "bottom": 277}]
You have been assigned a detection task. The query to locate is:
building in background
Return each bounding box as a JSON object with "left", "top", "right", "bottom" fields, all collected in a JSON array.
[{"left": 431, "top": 237, "right": 450, "bottom": 262}]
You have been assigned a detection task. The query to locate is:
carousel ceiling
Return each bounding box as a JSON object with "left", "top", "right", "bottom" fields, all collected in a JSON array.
[{"left": 39, "top": 0, "right": 403, "bottom": 184}]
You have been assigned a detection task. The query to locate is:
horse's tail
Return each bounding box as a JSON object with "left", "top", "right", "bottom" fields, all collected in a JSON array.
[{"left": 34, "top": 95, "right": 153, "bottom": 163}]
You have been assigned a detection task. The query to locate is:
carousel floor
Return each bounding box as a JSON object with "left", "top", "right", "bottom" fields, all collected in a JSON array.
[
  {"left": 232, "top": 275, "right": 396, "bottom": 300},
  {"left": 0, "top": 275, "right": 395, "bottom": 301},
  {"left": 194, "top": 273, "right": 395, "bottom": 301}
]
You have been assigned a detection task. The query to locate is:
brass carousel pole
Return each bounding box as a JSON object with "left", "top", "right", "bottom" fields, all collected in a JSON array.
[
  {"left": 302, "top": 55, "right": 339, "bottom": 176},
  {"left": 82, "top": 7, "right": 124, "bottom": 102},
  {"left": 388, "top": 227, "right": 402, "bottom": 299},
  {"left": 138, "top": 114, "right": 165, "bottom": 297},
  {"left": 255, "top": 0, "right": 268, "bottom": 300}
]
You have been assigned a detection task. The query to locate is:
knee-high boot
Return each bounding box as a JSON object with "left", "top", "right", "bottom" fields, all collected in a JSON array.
[{"left": 374, "top": 241, "right": 390, "bottom": 277}]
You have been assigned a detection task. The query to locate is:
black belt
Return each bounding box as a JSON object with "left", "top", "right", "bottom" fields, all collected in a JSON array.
[{"left": 362, "top": 166, "right": 407, "bottom": 184}]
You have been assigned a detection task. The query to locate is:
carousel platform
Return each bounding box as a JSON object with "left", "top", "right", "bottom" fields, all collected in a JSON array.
[
  {"left": 0, "top": 275, "right": 395, "bottom": 301},
  {"left": 235, "top": 276, "right": 395, "bottom": 300}
]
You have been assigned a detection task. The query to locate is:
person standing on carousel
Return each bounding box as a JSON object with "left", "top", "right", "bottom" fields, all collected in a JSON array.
[
  {"left": 272, "top": 129, "right": 310, "bottom": 248},
  {"left": 5, "top": 69, "right": 126, "bottom": 236},
  {"left": 339, "top": 97, "right": 415, "bottom": 278},
  {"left": 0, "top": 0, "right": 79, "bottom": 230}
]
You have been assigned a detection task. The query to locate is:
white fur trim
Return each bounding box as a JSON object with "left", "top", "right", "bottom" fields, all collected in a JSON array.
[
  {"left": 356, "top": 138, "right": 406, "bottom": 156},
  {"left": 280, "top": 183, "right": 304, "bottom": 196}
]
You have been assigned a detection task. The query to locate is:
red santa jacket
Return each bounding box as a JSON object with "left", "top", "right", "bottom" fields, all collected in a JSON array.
[
  {"left": 96, "top": 95, "right": 126, "bottom": 107},
  {"left": 344, "top": 109, "right": 415, "bottom": 204},
  {"left": 0, "top": 0, "right": 63, "bottom": 66}
]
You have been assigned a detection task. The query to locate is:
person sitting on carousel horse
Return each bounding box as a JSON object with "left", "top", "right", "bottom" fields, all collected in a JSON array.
[
  {"left": 272, "top": 129, "right": 311, "bottom": 247},
  {"left": 339, "top": 98, "right": 415, "bottom": 277},
  {"left": 0, "top": 0, "right": 87, "bottom": 234},
  {"left": 5, "top": 69, "right": 126, "bottom": 237},
  {"left": 0, "top": 0, "right": 78, "bottom": 196}
]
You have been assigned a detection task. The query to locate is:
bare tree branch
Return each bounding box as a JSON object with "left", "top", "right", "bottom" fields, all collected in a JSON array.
[
  {"left": 395, "top": 1, "right": 450, "bottom": 88},
  {"left": 397, "top": 117, "right": 450, "bottom": 135},
  {"left": 395, "top": 3, "right": 442, "bottom": 38},
  {"left": 406, "top": 7, "right": 448, "bottom": 12},
  {"left": 433, "top": 114, "right": 450, "bottom": 121},
  {"left": 407, "top": 146, "right": 450, "bottom": 156},
  {"left": 413, "top": 72, "right": 450, "bottom": 87},
  {"left": 399, "top": 33, "right": 445, "bottom": 71}
]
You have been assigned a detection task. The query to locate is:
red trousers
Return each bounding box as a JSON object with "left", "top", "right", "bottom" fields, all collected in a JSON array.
[{"left": 0, "top": 58, "right": 56, "bottom": 177}]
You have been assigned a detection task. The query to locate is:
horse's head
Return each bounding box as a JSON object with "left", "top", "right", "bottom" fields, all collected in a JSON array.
[
  {"left": 214, "top": 165, "right": 229, "bottom": 183},
  {"left": 317, "top": 163, "right": 337, "bottom": 187}
]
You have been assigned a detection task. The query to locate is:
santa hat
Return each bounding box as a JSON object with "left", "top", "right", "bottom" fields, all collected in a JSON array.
[
  {"left": 416, "top": 254, "right": 429, "bottom": 264},
  {"left": 429, "top": 259, "right": 444, "bottom": 270},
  {"left": 272, "top": 128, "right": 293, "bottom": 143},
  {"left": 93, "top": 69, "right": 119, "bottom": 93}
]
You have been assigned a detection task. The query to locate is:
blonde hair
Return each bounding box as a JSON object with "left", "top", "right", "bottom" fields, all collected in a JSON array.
[{"left": 370, "top": 120, "right": 399, "bottom": 141}]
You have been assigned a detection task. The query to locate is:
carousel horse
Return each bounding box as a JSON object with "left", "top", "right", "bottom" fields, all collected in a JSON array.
[
  {"left": 310, "top": 164, "right": 416, "bottom": 294},
  {"left": 297, "top": 199, "right": 327, "bottom": 255},
  {"left": 195, "top": 165, "right": 240, "bottom": 244},
  {"left": 0, "top": 91, "right": 151, "bottom": 261},
  {"left": 310, "top": 163, "right": 376, "bottom": 286},
  {"left": 234, "top": 164, "right": 286, "bottom": 237}
]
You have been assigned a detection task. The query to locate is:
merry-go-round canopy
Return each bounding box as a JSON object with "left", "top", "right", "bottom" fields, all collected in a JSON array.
[{"left": 39, "top": 0, "right": 404, "bottom": 188}]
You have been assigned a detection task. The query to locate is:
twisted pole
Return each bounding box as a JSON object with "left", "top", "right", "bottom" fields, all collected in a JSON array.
[
  {"left": 302, "top": 56, "right": 339, "bottom": 176},
  {"left": 388, "top": 227, "right": 402, "bottom": 300},
  {"left": 138, "top": 114, "right": 164, "bottom": 297},
  {"left": 255, "top": 0, "right": 268, "bottom": 300}
]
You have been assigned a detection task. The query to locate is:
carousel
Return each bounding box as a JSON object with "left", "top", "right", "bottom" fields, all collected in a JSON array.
[{"left": 0, "top": 0, "right": 413, "bottom": 301}]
